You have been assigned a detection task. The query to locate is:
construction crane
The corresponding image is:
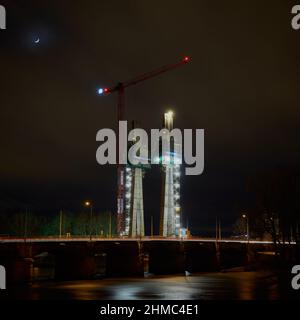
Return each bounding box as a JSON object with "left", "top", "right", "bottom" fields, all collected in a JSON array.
[{"left": 98, "top": 56, "right": 191, "bottom": 236}]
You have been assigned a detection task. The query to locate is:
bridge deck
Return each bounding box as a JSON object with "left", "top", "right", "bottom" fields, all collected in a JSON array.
[{"left": 0, "top": 236, "right": 293, "bottom": 244}]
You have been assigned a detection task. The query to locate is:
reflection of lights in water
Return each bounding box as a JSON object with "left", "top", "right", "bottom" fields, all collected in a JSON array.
[
  {"left": 112, "top": 286, "right": 141, "bottom": 300},
  {"left": 108, "top": 277, "right": 197, "bottom": 300},
  {"left": 13, "top": 272, "right": 281, "bottom": 300}
]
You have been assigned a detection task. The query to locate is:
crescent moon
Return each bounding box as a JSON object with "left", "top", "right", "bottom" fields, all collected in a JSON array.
[{"left": 34, "top": 38, "right": 40, "bottom": 44}]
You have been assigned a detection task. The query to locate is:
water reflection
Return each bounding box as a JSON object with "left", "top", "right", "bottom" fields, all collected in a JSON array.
[{"left": 4, "top": 271, "right": 286, "bottom": 300}]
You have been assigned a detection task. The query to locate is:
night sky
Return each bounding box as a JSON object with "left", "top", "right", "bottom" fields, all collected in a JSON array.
[{"left": 1, "top": 1, "right": 300, "bottom": 235}]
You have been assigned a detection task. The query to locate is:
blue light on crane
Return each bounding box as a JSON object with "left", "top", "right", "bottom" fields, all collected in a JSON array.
[{"left": 97, "top": 88, "right": 104, "bottom": 95}]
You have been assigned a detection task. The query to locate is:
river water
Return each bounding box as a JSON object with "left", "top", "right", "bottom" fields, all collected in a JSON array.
[{"left": 3, "top": 271, "right": 295, "bottom": 300}]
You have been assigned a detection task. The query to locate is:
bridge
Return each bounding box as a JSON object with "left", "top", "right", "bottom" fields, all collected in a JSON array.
[
  {"left": 1, "top": 236, "right": 293, "bottom": 285},
  {"left": 0, "top": 236, "right": 280, "bottom": 244}
]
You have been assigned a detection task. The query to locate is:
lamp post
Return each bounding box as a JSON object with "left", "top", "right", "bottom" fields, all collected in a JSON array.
[
  {"left": 151, "top": 216, "right": 154, "bottom": 237},
  {"left": 84, "top": 201, "right": 93, "bottom": 241},
  {"left": 24, "top": 208, "right": 28, "bottom": 241},
  {"left": 242, "top": 213, "right": 249, "bottom": 242},
  {"left": 59, "top": 210, "right": 63, "bottom": 238},
  {"left": 109, "top": 211, "right": 112, "bottom": 238},
  {"left": 242, "top": 213, "right": 251, "bottom": 270}
]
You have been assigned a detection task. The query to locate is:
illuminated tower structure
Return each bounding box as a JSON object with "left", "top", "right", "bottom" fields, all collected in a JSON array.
[
  {"left": 124, "top": 165, "right": 145, "bottom": 237},
  {"left": 160, "top": 111, "right": 181, "bottom": 237},
  {"left": 124, "top": 165, "right": 132, "bottom": 235},
  {"left": 130, "top": 166, "right": 145, "bottom": 237},
  {"left": 124, "top": 122, "right": 146, "bottom": 237}
]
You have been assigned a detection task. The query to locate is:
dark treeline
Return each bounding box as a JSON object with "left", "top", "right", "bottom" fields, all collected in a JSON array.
[
  {"left": 0, "top": 210, "right": 116, "bottom": 237},
  {"left": 233, "top": 167, "right": 300, "bottom": 249}
]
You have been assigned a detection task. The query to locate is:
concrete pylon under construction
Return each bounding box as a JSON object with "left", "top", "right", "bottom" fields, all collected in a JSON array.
[
  {"left": 160, "top": 165, "right": 176, "bottom": 236},
  {"left": 160, "top": 111, "right": 181, "bottom": 237},
  {"left": 125, "top": 121, "right": 146, "bottom": 237},
  {"left": 130, "top": 167, "right": 145, "bottom": 237}
]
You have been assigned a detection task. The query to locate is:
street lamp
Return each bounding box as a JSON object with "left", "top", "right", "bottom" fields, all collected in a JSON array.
[
  {"left": 84, "top": 201, "right": 93, "bottom": 241},
  {"left": 242, "top": 213, "right": 249, "bottom": 242},
  {"left": 109, "top": 211, "right": 112, "bottom": 238}
]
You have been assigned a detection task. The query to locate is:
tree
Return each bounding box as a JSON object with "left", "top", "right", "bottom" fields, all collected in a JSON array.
[{"left": 248, "top": 167, "right": 300, "bottom": 251}]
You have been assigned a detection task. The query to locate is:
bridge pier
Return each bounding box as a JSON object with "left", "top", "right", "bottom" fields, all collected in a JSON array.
[
  {"left": 184, "top": 242, "right": 219, "bottom": 272},
  {"left": 54, "top": 243, "right": 96, "bottom": 280},
  {"left": 105, "top": 241, "right": 143, "bottom": 277},
  {"left": 219, "top": 243, "right": 248, "bottom": 269},
  {"left": 0, "top": 243, "right": 33, "bottom": 284},
  {"left": 145, "top": 241, "right": 185, "bottom": 275}
]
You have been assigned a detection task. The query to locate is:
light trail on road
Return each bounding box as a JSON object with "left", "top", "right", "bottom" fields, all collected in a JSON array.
[{"left": 0, "top": 236, "right": 296, "bottom": 245}]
